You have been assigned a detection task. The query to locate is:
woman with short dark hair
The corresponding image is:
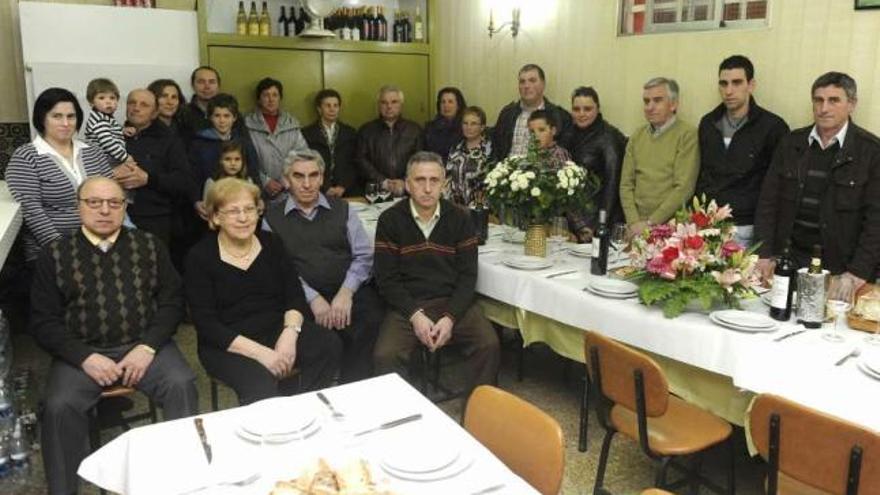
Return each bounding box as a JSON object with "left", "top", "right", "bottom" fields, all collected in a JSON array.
[
  {"left": 424, "top": 87, "right": 467, "bottom": 162},
  {"left": 244, "top": 77, "right": 308, "bottom": 202},
  {"left": 185, "top": 178, "right": 341, "bottom": 405},
  {"left": 6, "top": 87, "right": 113, "bottom": 263},
  {"left": 561, "top": 86, "right": 627, "bottom": 231},
  {"left": 147, "top": 79, "right": 187, "bottom": 139},
  {"left": 301, "top": 88, "right": 360, "bottom": 197}
]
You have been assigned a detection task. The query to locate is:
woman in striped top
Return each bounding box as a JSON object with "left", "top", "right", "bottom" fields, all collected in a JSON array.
[{"left": 6, "top": 87, "right": 113, "bottom": 262}]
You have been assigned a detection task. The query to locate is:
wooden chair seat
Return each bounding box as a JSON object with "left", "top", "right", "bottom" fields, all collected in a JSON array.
[
  {"left": 774, "top": 473, "right": 832, "bottom": 495},
  {"left": 641, "top": 489, "right": 676, "bottom": 495},
  {"left": 610, "top": 396, "right": 732, "bottom": 456}
]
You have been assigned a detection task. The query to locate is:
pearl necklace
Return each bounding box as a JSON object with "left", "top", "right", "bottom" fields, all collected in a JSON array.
[{"left": 219, "top": 237, "right": 256, "bottom": 262}]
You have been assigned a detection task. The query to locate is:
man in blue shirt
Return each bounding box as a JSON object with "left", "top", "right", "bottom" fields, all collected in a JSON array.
[{"left": 263, "top": 149, "right": 383, "bottom": 382}]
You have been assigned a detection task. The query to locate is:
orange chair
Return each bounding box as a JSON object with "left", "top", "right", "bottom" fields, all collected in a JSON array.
[
  {"left": 749, "top": 394, "right": 880, "bottom": 494},
  {"left": 584, "top": 332, "right": 734, "bottom": 495},
  {"left": 464, "top": 385, "right": 565, "bottom": 495}
]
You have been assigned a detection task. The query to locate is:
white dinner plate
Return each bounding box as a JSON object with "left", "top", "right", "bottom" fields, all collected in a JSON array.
[
  {"left": 240, "top": 398, "right": 319, "bottom": 437},
  {"left": 502, "top": 255, "right": 554, "bottom": 271},
  {"left": 589, "top": 277, "right": 639, "bottom": 294},
  {"left": 502, "top": 230, "right": 526, "bottom": 244},
  {"left": 711, "top": 310, "right": 777, "bottom": 329},
  {"left": 236, "top": 420, "right": 322, "bottom": 444},
  {"left": 857, "top": 360, "right": 880, "bottom": 380},
  {"left": 584, "top": 285, "right": 638, "bottom": 300},
  {"left": 708, "top": 313, "right": 778, "bottom": 333},
  {"left": 381, "top": 441, "right": 461, "bottom": 474},
  {"left": 861, "top": 352, "right": 880, "bottom": 374},
  {"left": 568, "top": 245, "right": 593, "bottom": 258},
  {"left": 381, "top": 452, "right": 474, "bottom": 482}
]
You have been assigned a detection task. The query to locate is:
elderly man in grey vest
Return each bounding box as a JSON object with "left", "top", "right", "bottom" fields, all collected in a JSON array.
[{"left": 263, "top": 149, "right": 383, "bottom": 382}]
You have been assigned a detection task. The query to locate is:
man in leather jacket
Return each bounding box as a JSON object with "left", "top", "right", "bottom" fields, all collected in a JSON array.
[
  {"left": 696, "top": 55, "right": 788, "bottom": 247},
  {"left": 755, "top": 72, "right": 880, "bottom": 301}
]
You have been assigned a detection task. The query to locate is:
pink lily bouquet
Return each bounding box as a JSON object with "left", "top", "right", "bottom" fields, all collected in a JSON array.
[{"left": 628, "top": 196, "right": 761, "bottom": 318}]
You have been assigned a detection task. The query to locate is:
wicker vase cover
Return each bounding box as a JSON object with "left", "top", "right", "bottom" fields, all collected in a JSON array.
[{"left": 524, "top": 224, "right": 547, "bottom": 257}]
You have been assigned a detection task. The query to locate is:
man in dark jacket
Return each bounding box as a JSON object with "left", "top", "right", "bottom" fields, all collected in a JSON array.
[
  {"left": 302, "top": 89, "right": 360, "bottom": 197},
  {"left": 116, "top": 89, "right": 195, "bottom": 244},
  {"left": 492, "top": 63, "right": 572, "bottom": 162},
  {"left": 697, "top": 55, "right": 788, "bottom": 247},
  {"left": 755, "top": 72, "right": 880, "bottom": 302},
  {"left": 356, "top": 85, "right": 423, "bottom": 197},
  {"left": 178, "top": 66, "right": 221, "bottom": 146}
]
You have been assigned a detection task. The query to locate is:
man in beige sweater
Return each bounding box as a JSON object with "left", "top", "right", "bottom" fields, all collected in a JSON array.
[{"left": 620, "top": 77, "right": 699, "bottom": 236}]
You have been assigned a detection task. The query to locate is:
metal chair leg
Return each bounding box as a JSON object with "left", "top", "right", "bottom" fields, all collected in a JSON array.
[
  {"left": 578, "top": 374, "right": 589, "bottom": 452},
  {"left": 654, "top": 456, "right": 672, "bottom": 488},
  {"left": 688, "top": 454, "right": 703, "bottom": 495},
  {"left": 210, "top": 379, "right": 219, "bottom": 412},
  {"left": 593, "top": 429, "right": 615, "bottom": 494},
  {"left": 727, "top": 436, "right": 736, "bottom": 495}
]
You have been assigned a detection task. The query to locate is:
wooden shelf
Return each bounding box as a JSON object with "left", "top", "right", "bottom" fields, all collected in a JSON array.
[{"left": 204, "top": 33, "right": 429, "bottom": 55}]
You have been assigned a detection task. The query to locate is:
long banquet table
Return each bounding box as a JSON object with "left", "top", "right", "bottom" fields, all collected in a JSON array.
[
  {"left": 471, "top": 224, "right": 880, "bottom": 433},
  {"left": 78, "top": 374, "right": 538, "bottom": 495}
]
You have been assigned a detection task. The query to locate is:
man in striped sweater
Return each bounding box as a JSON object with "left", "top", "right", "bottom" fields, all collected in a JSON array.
[{"left": 373, "top": 151, "right": 499, "bottom": 396}]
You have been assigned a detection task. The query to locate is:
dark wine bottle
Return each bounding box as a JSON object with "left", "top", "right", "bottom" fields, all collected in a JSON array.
[
  {"left": 591, "top": 210, "right": 610, "bottom": 276},
  {"left": 769, "top": 243, "right": 796, "bottom": 321},
  {"left": 277, "top": 6, "right": 288, "bottom": 37}
]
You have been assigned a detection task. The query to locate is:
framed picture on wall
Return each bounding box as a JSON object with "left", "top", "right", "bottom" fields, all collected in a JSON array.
[{"left": 855, "top": 0, "right": 880, "bottom": 9}]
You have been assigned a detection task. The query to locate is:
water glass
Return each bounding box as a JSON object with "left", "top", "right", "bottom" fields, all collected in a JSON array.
[
  {"left": 548, "top": 217, "right": 569, "bottom": 257},
  {"left": 823, "top": 299, "right": 850, "bottom": 343},
  {"left": 611, "top": 223, "right": 628, "bottom": 260}
]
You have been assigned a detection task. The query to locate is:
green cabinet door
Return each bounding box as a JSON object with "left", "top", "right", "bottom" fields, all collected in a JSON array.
[
  {"left": 207, "top": 46, "right": 323, "bottom": 125},
  {"left": 323, "top": 52, "right": 430, "bottom": 129}
]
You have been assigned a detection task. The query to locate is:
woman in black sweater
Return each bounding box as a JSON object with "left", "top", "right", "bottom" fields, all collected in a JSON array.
[{"left": 184, "top": 178, "right": 341, "bottom": 405}]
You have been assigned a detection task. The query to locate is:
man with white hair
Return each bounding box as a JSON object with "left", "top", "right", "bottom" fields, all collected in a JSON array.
[
  {"left": 619, "top": 76, "right": 700, "bottom": 235},
  {"left": 356, "top": 85, "right": 423, "bottom": 197}
]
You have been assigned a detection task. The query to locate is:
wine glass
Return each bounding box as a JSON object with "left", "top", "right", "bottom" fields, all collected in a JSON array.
[
  {"left": 610, "top": 223, "right": 628, "bottom": 262},
  {"left": 548, "top": 217, "right": 569, "bottom": 258},
  {"left": 823, "top": 298, "right": 851, "bottom": 343},
  {"left": 364, "top": 182, "right": 379, "bottom": 207}
]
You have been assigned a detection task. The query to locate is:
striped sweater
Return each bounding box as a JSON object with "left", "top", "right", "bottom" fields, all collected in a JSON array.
[
  {"left": 6, "top": 141, "right": 112, "bottom": 260},
  {"left": 374, "top": 198, "right": 479, "bottom": 322},
  {"left": 84, "top": 108, "right": 129, "bottom": 164}
]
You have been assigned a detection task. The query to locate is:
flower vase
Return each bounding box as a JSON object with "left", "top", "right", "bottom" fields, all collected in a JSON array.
[{"left": 524, "top": 224, "right": 547, "bottom": 257}]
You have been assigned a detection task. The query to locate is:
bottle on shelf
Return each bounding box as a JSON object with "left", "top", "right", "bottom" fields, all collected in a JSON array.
[
  {"left": 236, "top": 1, "right": 248, "bottom": 35},
  {"left": 403, "top": 10, "right": 413, "bottom": 42},
  {"left": 360, "top": 7, "right": 371, "bottom": 41},
  {"left": 414, "top": 6, "right": 424, "bottom": 42},
  {"left": 591, "top": 210, "right": 610, "bottom": 276},
  {"left": 277, "top": 6, "right": 288, "bottom": 37},
  {"left": 378, "top": 6, "right": 388, "bottom": 41},
  {"left": 247, "top": 1, "right": 259, "bottom": 36},
  {"left": 300, "top": 5, "right": 312, "bottom": 32},
  {"left": 808, "top": 244, "right": 823, "bottom": 274},
  {"left": 769, "top": 243, "right": 796, "bottom": 321},
  {"left": 392, "top": 9, "right": 400, "bottom": 42},
  {"left": 259, "top": 1, "right": 271, "bottom": 36},
  {"left": 286, "top": 6, "right": 297, "bottom": 37}
]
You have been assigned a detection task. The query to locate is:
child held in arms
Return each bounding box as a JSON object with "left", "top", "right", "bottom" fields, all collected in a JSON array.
[
  {"left": 84, "top": 78, "right": 136, "bottom": 167},
  {"left": 527, "top": 109, "right": 571, "bottom": 166}
]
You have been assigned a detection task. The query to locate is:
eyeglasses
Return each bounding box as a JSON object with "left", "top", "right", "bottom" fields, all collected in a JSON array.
[
  {"left": 79, "top": 198, "right": 126, "bottom": 209},
  {"left": 218, "top": 206, "right": 260, "bottom": 218}
]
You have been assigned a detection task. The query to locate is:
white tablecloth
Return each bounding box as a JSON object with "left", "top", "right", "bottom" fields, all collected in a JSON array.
[
  {"left": 0, "top": 181, "right": 22, "bottom": 268},
  {"left": 78, "top": 374, "right": 538, "bottom": 495},
  {"left": 474, "top": 225, "right": 880, "bottom": 432}
]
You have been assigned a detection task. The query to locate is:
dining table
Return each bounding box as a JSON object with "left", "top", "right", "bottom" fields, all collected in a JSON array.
[{"left": 78, "top": 373, "right": 539, "bottom": 495}]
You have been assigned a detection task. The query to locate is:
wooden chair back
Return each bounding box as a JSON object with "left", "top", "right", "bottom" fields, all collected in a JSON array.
[{"left": 464, "top": 385, "right": 565, "bottom": 495}]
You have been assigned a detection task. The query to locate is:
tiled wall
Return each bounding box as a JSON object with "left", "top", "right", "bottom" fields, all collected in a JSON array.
[{"left": 0, "top": 123, "right": 30, "bottom": 179}]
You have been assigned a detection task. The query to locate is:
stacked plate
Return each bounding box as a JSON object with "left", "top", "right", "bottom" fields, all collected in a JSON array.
[
  {"left": 380, "top": 442, "right": 473, "bottom": 482},
  {"left": 502, "top": 255, "right": 554, "bottom": 271},
  {"left": 709, "top": 310, "right": 778, "bottom": 333},
  {"left": 585, "top": 278, "right": 639, "bottom": 299},
  {"left": 236, "top": 398, "right": 322, "bottom": 443},
  {"left": 568, "top": 244, "right": 593, "bottom": 258},
  {"left": 857, "top": 353, "right": 880, "bottom": 380}
]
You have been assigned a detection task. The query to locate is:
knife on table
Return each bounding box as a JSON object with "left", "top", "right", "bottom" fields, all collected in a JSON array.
[
  {"left": 354, "top": 413, "right": 422, "bottom": 437},
  {"left": 773, "top": 329, "right": 807, "bottom": 342},
  {"left": 194, "top": 417, "right": 212, "bottom": 464}
]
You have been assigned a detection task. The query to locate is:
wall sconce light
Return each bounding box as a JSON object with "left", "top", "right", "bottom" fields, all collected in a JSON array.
[{"left": 488, "top": 7, "right": 520, "bottom": 38}]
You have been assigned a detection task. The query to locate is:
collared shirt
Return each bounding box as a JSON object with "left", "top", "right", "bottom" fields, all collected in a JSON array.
[
  {"left": 510, "top": 99, "right": 546, "bottom": 157},
  {"left": 262, "top": 193, "right": 373, "bottom": 302},
  {"left": 410, "top": 199, "right": 441, "bottom": 238},
  {"left": 808, "top": 121, "right": 849, "bottom": 150},
  {"left": 322, "top": 121, "right": 338, "bottom": 146},
  {"left": 650, "top": 116, "right": 678, "bottom": 138},
  {"left": 33, "top": 135, "right": 90, "bottom": 186},
  {"left": 80, "top": 226, "right": 121, "bottom": 251}
]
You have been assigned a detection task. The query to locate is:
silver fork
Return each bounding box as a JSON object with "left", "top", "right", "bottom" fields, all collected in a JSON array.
[
  {"left": 317, "top": 392, "right": 345, "bottom": 421},
  {"left": 835, "top": 348, "right": 861, "bottom": 366}
]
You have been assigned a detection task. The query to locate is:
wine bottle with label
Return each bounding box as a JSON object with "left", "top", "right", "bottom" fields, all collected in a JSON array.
[
  {"left": 769, "top": 244, "right": 795, "bottom": 321},
  {"left": 247, "top": 1, "right": 259, "bottom": 36},
  {"left": 414, "top": 6, "right": 424, "bottom": 42},
  {"left": 236, "top": 1, "right": 248, "bottom": 35},
  {"left": 258, "top": 1, "right": 271, "bottom": 36},
  {"left": 591, "top": 210, "right": 610, "bottom": 276},
  {"left": 277, "top": 6, "right": 288, "bottom": 37}
]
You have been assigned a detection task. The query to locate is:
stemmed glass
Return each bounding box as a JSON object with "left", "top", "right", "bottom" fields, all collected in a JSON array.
[
  {"left": 610, "top": 223, "right": 628, "bottom": 262},
  {"left": 823, "top": 298, "right": 851, "bottom": 343},
  {"left": 548, "top": 217, "right": 569, "bottom": 258},
  {"left": 365, "top": 182, "right": 380, "bottom": 208}
]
